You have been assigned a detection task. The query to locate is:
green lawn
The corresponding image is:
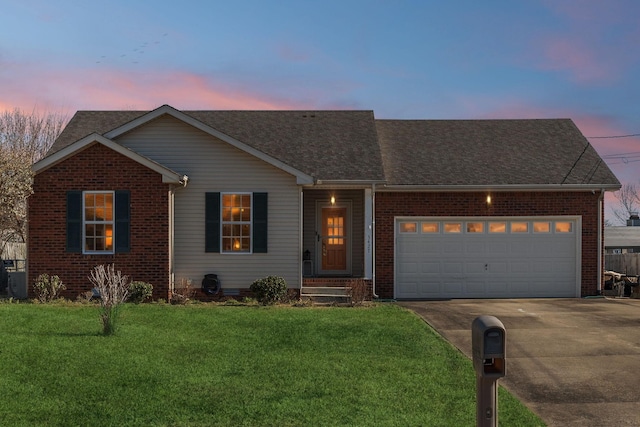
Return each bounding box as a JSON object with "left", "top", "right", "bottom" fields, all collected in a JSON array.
[{"left": 0, "top": 302, "right": 544, "bottom": 426}]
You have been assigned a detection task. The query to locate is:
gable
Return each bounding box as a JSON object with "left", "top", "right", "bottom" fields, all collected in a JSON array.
[
  {"left": 113, "top": 114, "right": 304, "bottom": 186},
  {"left": 33, "top": 133, "right": 185, "bottom": 185},
  {"left": 48, "top": 106, "right": 383, "bottom": 184}
]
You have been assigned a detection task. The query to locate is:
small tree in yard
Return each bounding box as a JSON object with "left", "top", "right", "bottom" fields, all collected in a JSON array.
[{"left": 89, "top": 264, "right": 130, "bottom": 335}]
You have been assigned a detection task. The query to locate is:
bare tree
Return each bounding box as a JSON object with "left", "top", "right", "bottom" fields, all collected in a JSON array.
[
  {"left": 0, "top": 108, "right": 68, "bottom": 245},
  {"left": 610, "top": 182, "right": 640, "bottom": 225}
]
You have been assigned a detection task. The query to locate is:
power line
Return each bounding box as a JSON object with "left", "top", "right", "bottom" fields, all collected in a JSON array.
[{"left": 587, "top": 133, "right": 640, "bottom": 139}]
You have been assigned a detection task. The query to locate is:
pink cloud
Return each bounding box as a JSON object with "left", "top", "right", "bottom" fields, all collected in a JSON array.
[
  {"left": 531, "top": 0, "right": 637, "bottom": 85},
  {"left": 537, "top": 37, "right": 614, "bottom": 84},
  {"left": 0, "top": 61, "right": 319, "bottom": 114}
]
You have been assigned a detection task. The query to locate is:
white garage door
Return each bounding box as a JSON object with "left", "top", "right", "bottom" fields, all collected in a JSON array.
[{"left": 395, "top": 217, "right": 580, "bottom": 299}]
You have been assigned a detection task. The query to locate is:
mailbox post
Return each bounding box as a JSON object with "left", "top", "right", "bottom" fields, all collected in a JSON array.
[{"left": 471, "top": 315, "right": 506, "bottom": 427}]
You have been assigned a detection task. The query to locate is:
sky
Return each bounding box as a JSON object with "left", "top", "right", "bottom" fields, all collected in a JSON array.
[{"left": 1, "top": 0, "right": 639, "bottom": 222}]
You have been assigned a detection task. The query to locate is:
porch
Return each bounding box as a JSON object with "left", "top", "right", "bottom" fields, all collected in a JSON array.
[{"left": 302, "top": 188, "right": 373, "bottom": 279}]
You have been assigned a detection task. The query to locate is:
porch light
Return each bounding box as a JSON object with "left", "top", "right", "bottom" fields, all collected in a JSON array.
[
  {"left": 486, "top": 195, "right": 492, "bottom": 205},
  {"left": 330, "top": 195, "right": 336, "bottom": 205}
]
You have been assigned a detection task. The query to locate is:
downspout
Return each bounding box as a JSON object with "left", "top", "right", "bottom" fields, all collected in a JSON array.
[
  {"left": 299, "top": 187, "right": 304, "bottom": 296},
  {"left": 168, "top": 185, "right": 176, "bottom": 298},
  {"left": 371, "top": 183, "right": 379, "bottom": 298},
  {"left": 169, "top": 175, "right": 189, "bottom": 298},
  {"left": 597, "top": 189, "right": 604, "bottom": 295}
]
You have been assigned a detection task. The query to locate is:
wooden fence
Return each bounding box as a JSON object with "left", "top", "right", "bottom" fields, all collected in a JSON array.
[{"left": 605, "top": 253, "right": 640, "bottom": 276}]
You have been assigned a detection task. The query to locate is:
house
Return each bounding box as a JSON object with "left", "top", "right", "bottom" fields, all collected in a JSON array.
[
  {"left": 28, "top": 105, "right": 620, "bottom": 300},
  {"left": 605, "top": 214, "right": 640, "bottom": 254}
]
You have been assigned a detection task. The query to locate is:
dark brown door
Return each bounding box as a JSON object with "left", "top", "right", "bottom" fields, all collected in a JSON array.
[{"left": 321, "top": 207, "right": 347, "bottom": 271}]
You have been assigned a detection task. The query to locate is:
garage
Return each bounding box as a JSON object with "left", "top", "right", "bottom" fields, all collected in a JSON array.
[{"left": 395, "top": 217, "right": 580, "bottom": 299}]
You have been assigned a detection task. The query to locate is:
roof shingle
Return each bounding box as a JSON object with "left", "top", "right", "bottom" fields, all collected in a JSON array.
[{"left": 50, "top": 108, "right": 620, "bottom": 188}]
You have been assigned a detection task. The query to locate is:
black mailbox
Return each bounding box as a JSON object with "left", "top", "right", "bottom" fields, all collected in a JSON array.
[{"left": 472, "top": 315, "right": 506, "bottom": 378}]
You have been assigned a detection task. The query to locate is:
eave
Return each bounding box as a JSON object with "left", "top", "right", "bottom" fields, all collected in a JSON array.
[
  {"left": 377, "top": 183, "right": 622, "bottom": 192},
  {"left": 32, "top": 133, "right": 186, "bottom": 185}
]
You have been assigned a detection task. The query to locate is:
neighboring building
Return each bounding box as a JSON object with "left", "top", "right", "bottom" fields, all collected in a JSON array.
[
  {"left": 605, "top": 214, "right": 640, "bottom": 254},
  {"left": 28, "top": 105, "right": 620, "bottom": 300}
]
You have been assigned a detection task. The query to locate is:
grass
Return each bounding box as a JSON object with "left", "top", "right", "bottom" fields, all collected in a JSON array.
[{"left": 0, "top": 302, "right": 544, "bottom": 426}]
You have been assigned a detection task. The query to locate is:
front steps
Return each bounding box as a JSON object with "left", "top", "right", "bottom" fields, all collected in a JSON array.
[
  {"left": 300, "top": 278, "right": 367, "bottom": 305},
  {"left": 300, "top": 286, "right": 351, "bottom": 305}
]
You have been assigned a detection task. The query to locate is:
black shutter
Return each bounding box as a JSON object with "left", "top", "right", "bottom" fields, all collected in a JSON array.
[
  {"left": 205, "top": 192, "right": 220, "bottom": 252},
  {"left": 66, "top": 191, "right": 83, "bottom": 252},
  {"left": 253, "top": 192, "right": 268, "bottom": 253},
  {"left": 115, "top": 190, "right": 130, "bottom": 253}
]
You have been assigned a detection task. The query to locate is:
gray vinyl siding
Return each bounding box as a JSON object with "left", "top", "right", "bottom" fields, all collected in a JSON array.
[
  {"left": 303, "top": 189, "right": 364, "bottom": 277},
  {"left": 115, "top": 115, "right": 301, "bottom": 289}
]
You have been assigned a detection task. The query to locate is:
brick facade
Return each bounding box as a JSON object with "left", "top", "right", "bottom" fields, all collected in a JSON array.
[
  {"left": 28, "top": 143, "right": 172, "bottom": 300},
  {"left": 374, "top": 191, "right": 603, "bottom": 299}
]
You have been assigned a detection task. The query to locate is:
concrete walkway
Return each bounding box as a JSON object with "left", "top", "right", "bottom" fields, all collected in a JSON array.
[{"left": 399, "top": 298, "right": 640, "bottom": 427}]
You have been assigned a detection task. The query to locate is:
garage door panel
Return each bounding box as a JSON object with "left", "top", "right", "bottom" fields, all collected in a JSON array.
[
  {"left": 552, "top": 239, "right": 575, "bottom": 253},
  {"left": 510, "top": 262, "right": 530, "bottom": 274},
  {"left": 532, "top": 261, "right": 552, "bottom": 273},
  {"left": 510, "top": 241, "right": 532, "bottom": 255},
  {"left": 420, "top": 241, "right": 441, "bottom": 254},
  {"left": 443, "top": 262, "right": 463, "bottom": 273},
  {"left": 465, "top": 241, "right": 485, "bottom": 253},
  {"left": 421, "top": 262, "right": 441, "bottom": 274},
  {"left": 466, "top": 262, "right": 486, "bottom": 273},
  {"left": 398, "top": 240, "right": 420, "bottom": 254},
  {"left": 464, "top": 280, "right": 486, "bottom": 296},
  {"left": 486, "top": 241, "right": 509, "bottom": 255},
  {"left": 396, "top": 217, "right": 579, "bottom": 299},
  {"left": 398, "top": 261, "right": 418, "bottom": 274},
  {"left": 442, "top": 279, "right": 463, "bottom": 295},
  {"left": 488, "top": 262, "right": 508, "bottom": 273},
  {"left": 443, "top": 241, "right": 463, "bottom": 253}
]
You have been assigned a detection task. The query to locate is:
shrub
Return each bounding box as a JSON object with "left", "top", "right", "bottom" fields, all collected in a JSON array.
[
  {"left": 89, "top": 264, "right": 130, "bottom": 336},
  {"left": 33, "top": 274, "right": 66, "bottom": 303},
  {"left": 171, "top": 278, "right": 195, "bottom": 305},
  {"left": 250, "top": 276, "right": 287, "bottom": 305},
  {"left": 348, "top": 278, "right": 369, "bottom": 306},
  {"left": 128, "top": 281, "right": 153, "bottom": 304}
]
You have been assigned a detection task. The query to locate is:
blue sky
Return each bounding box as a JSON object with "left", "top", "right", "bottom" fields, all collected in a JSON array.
[{"left": 2, "top": 0, "right": 639, "bottom": 220}]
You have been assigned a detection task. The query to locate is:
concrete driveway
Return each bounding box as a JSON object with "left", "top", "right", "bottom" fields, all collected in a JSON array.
[{"left": 399, "top": 298, "right": 640, "bottom": 427}]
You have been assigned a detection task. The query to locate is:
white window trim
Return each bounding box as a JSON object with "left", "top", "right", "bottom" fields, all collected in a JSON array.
[
  {"left": 221, "top": 192, "right": 253, "bottom": 254},
  {"left": 82, "top": 190, "right": 115, "bottom": 255}
]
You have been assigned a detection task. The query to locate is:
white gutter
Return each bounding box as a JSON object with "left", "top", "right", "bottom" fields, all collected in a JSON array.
[
  {"left": 597, "top": 189, "right": 604, "bottom": 295},
  {"left": 371, "top": 183, "right": 379, "bottom": 298},
  {"left": 378, "top": 184, "right": 621, "bottom": 192},
  {"left": 299, "top": 188, "right": 304, "bottom": 295}
]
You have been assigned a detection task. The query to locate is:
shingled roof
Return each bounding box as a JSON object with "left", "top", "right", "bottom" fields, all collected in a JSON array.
[
  {"left": 376, "top": 118, "right": 620, "bottom": 187},
  {"left": 49, "top": 107, "right": 620, "bottom": 188},
  {"left": 52, "top": 109, "right": 385, "bottom": 182}
]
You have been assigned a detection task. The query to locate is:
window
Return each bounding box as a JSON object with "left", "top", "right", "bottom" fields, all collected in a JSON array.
[
  {"left": 444, "top": 222, "right": 462, "bottom": 233},
  {"left": 510, "top": 222, "right": 529, "bottom": 233},
  {"left": 400, "top": 222, "right": 417, "bottom": 233},
  {"left": 66, "top": 190, "right": 129, "bottom": 254},
  {"left": 466, "top": 222, "right": 484, "bottom": 233},
  {"left": 222, "top": 193, "right": 252, "bottom": 252},
  {"left": 489, "top": 222, "right": 506, "bottom": 233},
  {"left": 422, "top": 222, "right": 439, "bottom": 233},
  {"left": 533, "top": 222, "right": 550, "bottom": 233},
  {"left": 84, "top": 192, "right": 114, "bottom": 253},
  {"left": 555, "top": 222, "right": 573, "bottom": 233},
  {"left": 205, "top": 192, "right": 268, "bottom": 253}
]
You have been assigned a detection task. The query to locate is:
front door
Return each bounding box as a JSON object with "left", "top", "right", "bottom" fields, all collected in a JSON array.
[{"left": 321, "top": 207, "right": 347, "bottom": 271}]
